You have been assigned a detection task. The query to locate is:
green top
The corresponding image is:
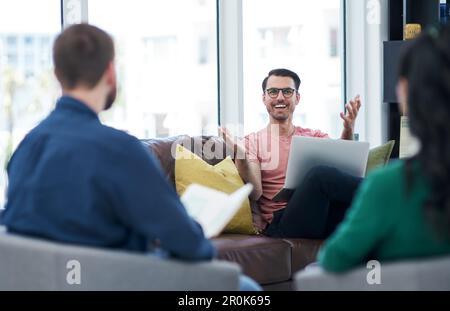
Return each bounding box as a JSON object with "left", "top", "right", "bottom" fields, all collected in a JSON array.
[{"left": 318, "top": 160, "right": 450, "bottom": 272}]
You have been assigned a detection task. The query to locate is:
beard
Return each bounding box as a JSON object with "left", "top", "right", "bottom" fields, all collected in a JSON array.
[
  {"left": 104, "top": 85, "right": 117, "bottom": 111},
  {"left": 266, "top": 105, "right": 290, "bottom": 121},
  {"left": 269, "top": 111, "right": 289, "bottom": 121}
]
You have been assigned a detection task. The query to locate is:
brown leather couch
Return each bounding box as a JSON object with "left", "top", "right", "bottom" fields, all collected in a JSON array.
[{"left": 142, "top": 135, "right": 322, "bottom": 290}]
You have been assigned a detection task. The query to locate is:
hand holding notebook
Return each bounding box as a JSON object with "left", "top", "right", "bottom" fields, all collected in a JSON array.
[{"left": 181, "top": 183, "right": 253, "bottom": 238}]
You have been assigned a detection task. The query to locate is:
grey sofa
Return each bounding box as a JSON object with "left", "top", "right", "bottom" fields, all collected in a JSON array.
[
  {"left": 295, "top": 256, "right": 450, "bottom": 291},
  {"left": 0, "top": 228, "right": 241, "bottom": 291}
]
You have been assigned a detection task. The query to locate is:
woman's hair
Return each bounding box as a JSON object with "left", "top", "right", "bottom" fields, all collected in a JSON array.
[{"left": 399, "top": 25, "right": 450, "bottom": 239}]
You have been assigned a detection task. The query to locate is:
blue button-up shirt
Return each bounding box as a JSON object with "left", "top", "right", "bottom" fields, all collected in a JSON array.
[{"left": 1, "top": 96, "right": 215, "bottom": 261}]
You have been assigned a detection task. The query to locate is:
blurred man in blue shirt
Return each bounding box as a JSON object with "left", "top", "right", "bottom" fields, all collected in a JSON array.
[
  {"left": 1, "top": 24, "right": 260, "bottom": 290},
  {"left": 2, "top": 24, "right": 214, "bottom": 261}
]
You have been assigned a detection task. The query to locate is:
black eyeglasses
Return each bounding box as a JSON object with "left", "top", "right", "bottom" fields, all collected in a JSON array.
[{"left": 265, "top": 88, "right": 296, "bottom": 99}]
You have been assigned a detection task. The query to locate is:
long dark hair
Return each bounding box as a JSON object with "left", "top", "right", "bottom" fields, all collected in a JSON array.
[{"left": 399, "top": 25, "right": 450, "bottom": 239}]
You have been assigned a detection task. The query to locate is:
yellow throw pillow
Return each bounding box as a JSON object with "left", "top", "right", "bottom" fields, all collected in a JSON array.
[
  {"left": 175, "top": 145, "right": 258, "bottom": 235},
  {"left": 365, "top": 140, "right": 396, "bottom": 176}
]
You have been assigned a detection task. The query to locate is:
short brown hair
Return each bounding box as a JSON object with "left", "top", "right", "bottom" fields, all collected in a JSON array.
[
  {"left": 53, "top": 23, "right": 115, "bottom": 89},
  {"left": 262, "top": 68, "right": 301, "bottom": 92}
]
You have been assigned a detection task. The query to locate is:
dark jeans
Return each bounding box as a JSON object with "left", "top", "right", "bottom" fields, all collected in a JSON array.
[{"left": 264, "top": 166, "right": 363, "bottom": 239}]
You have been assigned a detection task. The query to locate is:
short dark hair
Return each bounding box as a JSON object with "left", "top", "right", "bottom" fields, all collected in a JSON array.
[
  {"left": 262, "top": 68, "right": 301, "bottom": 92},
  {"left": 53, "top": 23, "right": 115, "bottom": 89}
]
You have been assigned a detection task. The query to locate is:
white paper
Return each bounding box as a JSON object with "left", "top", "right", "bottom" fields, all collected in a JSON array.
[{"left": 180, "top": 183, "right": 253, "bottom": 238}]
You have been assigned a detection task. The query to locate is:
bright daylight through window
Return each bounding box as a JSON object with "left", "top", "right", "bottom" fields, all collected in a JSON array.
[
  {"left": 243, "top": 0, "right": 343, "bottom": 138},
  {"left": 88, "top": 0, "right": 218, "bottom": 139},
  {"left": 0, "top": 0, "right": 61, "bottom": 208},
  {"left": 0, "top": 0, "right": 344, "bottom": 209}
]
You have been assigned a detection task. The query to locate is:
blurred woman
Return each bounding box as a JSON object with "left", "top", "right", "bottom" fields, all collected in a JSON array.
[{"left": 318, "top": 25, "right": 450, "bottom": 272}]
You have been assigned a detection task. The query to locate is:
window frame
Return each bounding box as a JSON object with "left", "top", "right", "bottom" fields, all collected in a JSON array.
[
  {"left": 345, "top": 0, "right": 388, "bottom": 146},
  {"left": 218, "top": 0, "right": 349, "bottom": 137},
  {"left": 64, "top": 0, "right": 353, "bottom": 140}
]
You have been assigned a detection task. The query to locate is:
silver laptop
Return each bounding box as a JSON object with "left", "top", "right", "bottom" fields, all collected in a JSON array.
[{"left": 273, "top": 136, "right": 370, "bottom": 202}]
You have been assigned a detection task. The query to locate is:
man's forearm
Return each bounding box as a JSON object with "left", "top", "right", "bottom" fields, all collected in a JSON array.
[{"left": 234, "top": 158, "right": 262, "bottom": 201}]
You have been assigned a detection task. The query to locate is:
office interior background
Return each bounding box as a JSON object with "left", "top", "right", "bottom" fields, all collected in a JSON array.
[{"left": 0, "top": 0, "right": 393, "bottom": 208}]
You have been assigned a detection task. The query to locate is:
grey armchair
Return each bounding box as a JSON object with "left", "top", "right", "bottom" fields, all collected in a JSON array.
[
  {"left": 295, "top": 256, "right": 450, "bottom": 291},
  {"left": 0, "top": 229, "right": 241, "bottom": 291}
]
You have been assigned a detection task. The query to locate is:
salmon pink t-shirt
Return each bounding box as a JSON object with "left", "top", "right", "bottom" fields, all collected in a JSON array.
[{"left": 245, "top": 125, "right": 329, "bottom": 231}]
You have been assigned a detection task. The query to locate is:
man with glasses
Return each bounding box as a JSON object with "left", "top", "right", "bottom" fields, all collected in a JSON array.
[{"left": 221, "top": 68, "right": 362, "bottom": 239}]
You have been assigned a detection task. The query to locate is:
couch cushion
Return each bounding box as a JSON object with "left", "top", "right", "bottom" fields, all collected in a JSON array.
[
  {"left": 141, "top": 136, "right": 188, "bottom": 186},
  {"left": 142, "top": 136, "right": 231, "bottom": 186},
  {"left": 283, "top": 238, "right": 323, "bottom": 272},
  {"left": 366, "top": 140, "right": 395, "bottom": 175},
  {"left": 175, "top": 145, "right": 257, "bottom": 235},
  {"left": 142, "top": 135, "right": 324, "bottom": 286},
  {"left": 212, "top": 234, "right": 292, "bottom": 285}
]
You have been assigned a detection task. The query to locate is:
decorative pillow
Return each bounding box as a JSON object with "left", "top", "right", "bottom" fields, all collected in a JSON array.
[
  {"left": 365, "top": 140, "right": 395, "bottom": 176},
  {"left": 175, "top": 145, "right": 258, "bottom": 235}
]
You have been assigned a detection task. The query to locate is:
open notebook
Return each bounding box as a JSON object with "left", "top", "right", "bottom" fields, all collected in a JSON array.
[{"left": 180, "top": 183, "right": 253, "bottom": 238}]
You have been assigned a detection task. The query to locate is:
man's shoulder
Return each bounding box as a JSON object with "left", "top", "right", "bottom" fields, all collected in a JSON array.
[
  {"left": 98, "top": 124, "right": 134, "bottom": 141},
  {"left": 294, "top": 126, "right": 329, "bottom": 138},
  {"left": 245, "top": 127, "right": 266, "bottom": 137},
  {"left": 244, "top": 126, "right": 272, "bottom": 141},
  {"left": 95, "top": 125, "right": 145, "bottom": 154},
  {"left": 245, "top": 125, "right": 329, "bottom": 139}
]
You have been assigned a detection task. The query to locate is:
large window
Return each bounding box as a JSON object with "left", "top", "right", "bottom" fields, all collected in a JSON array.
[
  {"left": 243, "top": 0, "right": 343, "bottom": 137},
  {"left": 88, "top": 0, "right": 218, "bottom": 139},
  {"left": 0, "top": 0, "right": 346, "bottom": 209},
  {"left": 0, "top": 0, "right": 61, "bottom": 208}
]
